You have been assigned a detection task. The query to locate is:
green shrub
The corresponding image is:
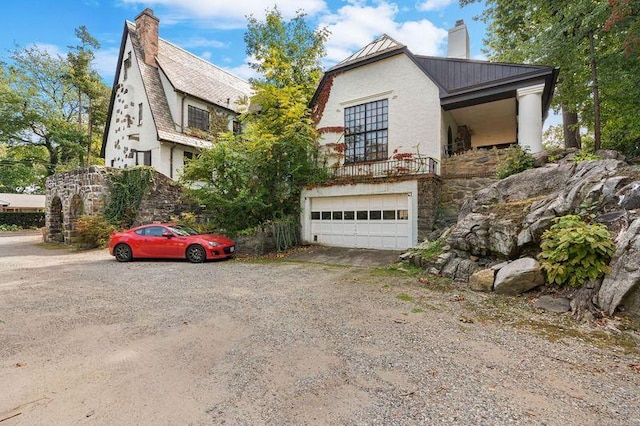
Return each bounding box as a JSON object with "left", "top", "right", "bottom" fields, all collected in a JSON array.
[
  {"left": 0, "top": 224, "right": 21, "bottom": 232},
  {"left": 572, "top": 150, "right": 601, "bottom": 163},
  {"left": 538, "top": 215, "right": 616, "bottom": 288},
  {"left": 496, "top": 146, "right": 536, "bottom": 179},
  {"left": 74, "top": 214, "right": 118, "bottom": 249}
]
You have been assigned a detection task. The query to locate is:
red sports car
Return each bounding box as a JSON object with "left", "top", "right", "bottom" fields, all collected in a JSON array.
[{"left": 109, "top": 223, "right": 235, "bottom": 263}]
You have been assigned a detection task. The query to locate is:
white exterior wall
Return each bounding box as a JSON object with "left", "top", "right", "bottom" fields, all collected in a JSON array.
[
  {"left": 158, "top": 69, "right": 180, "bottom": 130},
  {"left": 104, "top": 36, "right": 160, "bottom": 171},
  {"left": 317, "top": 54, "right": 442, "bottom": 164},
  {"left": 301, "top": 180, "right": 420, "bottom": 248}
]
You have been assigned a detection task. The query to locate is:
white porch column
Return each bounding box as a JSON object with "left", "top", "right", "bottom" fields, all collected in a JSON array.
[{"left": 516, "top": 84, "right": 545, "bottom": 154}]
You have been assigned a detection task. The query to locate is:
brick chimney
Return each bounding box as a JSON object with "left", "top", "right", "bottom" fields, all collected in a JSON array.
[
  {"left": 447, "top": 19, "right": 470, "bottom": 60},
  {"left": 135, "top": 8, "right": 159, "bottom": 67}
]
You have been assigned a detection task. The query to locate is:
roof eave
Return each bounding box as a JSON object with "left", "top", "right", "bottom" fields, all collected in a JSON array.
[{"left": 100, "top": 23, "right": 129, "bottom": 158}]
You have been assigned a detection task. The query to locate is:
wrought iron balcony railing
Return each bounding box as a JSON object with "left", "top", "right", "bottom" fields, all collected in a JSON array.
[{"left": 327, "top": 156, "right": 439, "bottom": 179}]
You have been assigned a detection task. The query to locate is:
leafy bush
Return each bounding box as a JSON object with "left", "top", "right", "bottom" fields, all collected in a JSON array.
[
  {"left": 538, "top": 215, "right": 616, "bottom": 288},
  {"left": 496, "top": 145, "right": 536, "bottom": 179},
  {"left": 0, "top": 212, "right": 45, "bottom": 228},
  {"left": 0, "top": 224, "right": 20, "bottom": 231},
  {"left": 74, "top": 214, "right": 117, "bottom": 248},
  {"left": 572, "top": 150, "right": 601, "bottom": 163}
]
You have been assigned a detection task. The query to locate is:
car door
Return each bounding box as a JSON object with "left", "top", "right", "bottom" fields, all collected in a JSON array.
[{"left": 143, "top": 226, "right": 178, "bottom": 257}]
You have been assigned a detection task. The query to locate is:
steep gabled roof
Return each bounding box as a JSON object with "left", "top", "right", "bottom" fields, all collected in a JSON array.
[
  {"left": 329, "top": 34, "right": 405, "bottom": 71},
  {"left": 157, "top": 39, "right": 251, "bottom": 114},
  {"left": 101, "top": 20, "right": 251, "bottom": 157}
]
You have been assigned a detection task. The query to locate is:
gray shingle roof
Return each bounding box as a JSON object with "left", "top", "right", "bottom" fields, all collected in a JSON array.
[
  {"left": 157, "top": 39, "right": 251, "bottom": 113},
  {"left": 122, "top": 22, "right": 252, "bottom": 149}
]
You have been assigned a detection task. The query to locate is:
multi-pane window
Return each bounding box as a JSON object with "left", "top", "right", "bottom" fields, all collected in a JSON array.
[
  {"left": 138, "top": 103, "right": 143, "bottom": 125},
  {"left": 232, "top": 119, "right": 242, "bottom": 136},
  {"left": 344, "top": 99, "right": 388, "bottom": 163},
  {"left": 188, "top": 105, "right": 209, "bottom": 131}
]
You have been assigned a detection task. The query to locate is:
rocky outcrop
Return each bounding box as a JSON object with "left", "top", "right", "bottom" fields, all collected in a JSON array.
[
  {"left": 406, "top": 155, "right": 640, "bottom": 315},
  {"left": 598, "top": 218, "right": 640, "bottom": 315}
]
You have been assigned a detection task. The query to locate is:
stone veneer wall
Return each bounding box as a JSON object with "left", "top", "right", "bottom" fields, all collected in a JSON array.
[
  {"left": 45, "top": 167, "right": 193, "bottom": 244},
  {"left": 134, "top": 171, "right": 196, "bottom": 226},
  {"left": 436, "top": 149, "right": 509, "bottom": 230},
  {"left": 45, "top": 167, "right": 111, "bottom": 243},
  {"left": 417, "top": 176, "right": 442, "bottom": 241}
]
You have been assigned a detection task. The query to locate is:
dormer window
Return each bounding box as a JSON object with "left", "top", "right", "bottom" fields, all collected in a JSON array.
[
  {"left": 123, "top": 52, "right": 131, "bottom": 80},
  {"left": 188, "top": 105, "right": 209, "bottom": 132}
]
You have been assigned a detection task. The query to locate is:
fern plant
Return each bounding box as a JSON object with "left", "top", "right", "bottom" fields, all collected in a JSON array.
[{"left": 538, "top": 215, "right": 616, "bottom": 288}]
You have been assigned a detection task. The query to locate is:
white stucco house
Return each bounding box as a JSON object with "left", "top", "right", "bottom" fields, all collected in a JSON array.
[
  {"left": 301, "top": 20, "right": 559, "bottom": 250},
  {"left": 101, "top": 8, "right": 252, "bottom": 180}
]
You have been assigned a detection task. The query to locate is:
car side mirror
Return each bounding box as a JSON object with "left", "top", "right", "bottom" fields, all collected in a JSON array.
[{"left": 162, "top": 232, "right": 174, "bottom": 238}]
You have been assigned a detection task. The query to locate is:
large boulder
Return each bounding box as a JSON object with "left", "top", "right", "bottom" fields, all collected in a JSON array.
[
  {"left": 469, "top": 269, "right": 495, "bottom": 292},
  {"left": 494, "top": 258, "right": 544, "bottom": 295},
  {"left": 597, "top": 217, "right": 640, "bottom": 315}
]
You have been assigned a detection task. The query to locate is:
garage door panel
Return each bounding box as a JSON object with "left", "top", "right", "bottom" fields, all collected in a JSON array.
[{"left": 309, "top": 194, "right": 411, "bottom": 250}]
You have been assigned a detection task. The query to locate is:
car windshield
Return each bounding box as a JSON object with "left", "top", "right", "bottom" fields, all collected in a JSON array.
[{"left": 168, "top": 225, "right": 200, "bottom": 236}]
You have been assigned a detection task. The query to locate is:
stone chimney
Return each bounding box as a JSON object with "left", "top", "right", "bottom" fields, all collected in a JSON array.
[
  {"left": 135, "top": 8, "right": 159, "bottom": 67},
  {"left": 447, "top": 19, "right": 470, "bottom": 60}
]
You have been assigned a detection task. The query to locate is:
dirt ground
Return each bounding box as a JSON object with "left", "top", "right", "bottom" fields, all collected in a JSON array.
[{"left": 1, "top": 232, "right": 639, "bottom": 425}]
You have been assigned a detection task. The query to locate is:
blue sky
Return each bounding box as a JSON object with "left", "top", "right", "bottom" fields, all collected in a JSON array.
[{"left": 1, "top": 0, "right": 489, "bottom": 84}]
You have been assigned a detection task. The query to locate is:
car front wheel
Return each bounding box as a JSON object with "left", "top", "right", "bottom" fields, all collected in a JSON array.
[
  {"left": 186, "top": 244, "right": 206, "bottom": 263},
  {"left": 114, "top": 243, "right": 132, "bottom": 262}
]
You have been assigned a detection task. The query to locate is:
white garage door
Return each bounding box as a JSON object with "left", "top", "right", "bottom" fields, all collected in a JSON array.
[{"left": 309, "top": 194, "right": 410, "bottom": 250}]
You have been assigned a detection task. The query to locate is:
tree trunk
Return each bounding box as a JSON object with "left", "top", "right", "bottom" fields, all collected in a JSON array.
[
  {"left": 87, "top": 100, "right": 92, "bottom": 166},
  {"left": 570, "top": 279, "right": 602, "bottom": 321},
  {"left": 589, "top": 31, "right": 602, "bottom": 151},
  {"left": 562, "top": 106, "right": 582, "bottom": 148}
]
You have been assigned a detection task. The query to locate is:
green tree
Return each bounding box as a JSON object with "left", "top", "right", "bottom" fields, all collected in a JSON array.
[
  {"left": 0, "top": 27, "right": 109, "bottom": 179},
  {"left": 182, "top": 8, "right": 328, "bottom": 231},
  {"left": 0, "top": 145, "right": 48, "bottom": 193},
  {"left": 66, "top": 26, "right": 109, "bottom": 166},
  {"left": 460, "top": 0, "right": 640, "bottom": 156}
]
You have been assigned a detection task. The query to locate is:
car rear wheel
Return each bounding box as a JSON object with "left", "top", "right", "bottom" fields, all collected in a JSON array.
[
  {"left": 114, "top": 243, "right": 132, "bottom": 262},
  {"left": 186, "top": 244, "right": 206, "bottom": 263}
]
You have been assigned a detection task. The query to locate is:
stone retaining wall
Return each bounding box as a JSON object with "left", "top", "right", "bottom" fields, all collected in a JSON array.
[{"left": 45, "top": 167, "right": 192, "bottom": 244}]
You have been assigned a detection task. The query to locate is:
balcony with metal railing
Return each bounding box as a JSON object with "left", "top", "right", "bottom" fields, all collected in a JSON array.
[{"left": 327, "top": 155, "right": 440, "bottom": 180}]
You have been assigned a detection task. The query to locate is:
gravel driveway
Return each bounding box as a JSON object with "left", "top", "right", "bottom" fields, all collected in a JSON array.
[{"left": 1, "top": 232, "right": 639, "bottom": 425}]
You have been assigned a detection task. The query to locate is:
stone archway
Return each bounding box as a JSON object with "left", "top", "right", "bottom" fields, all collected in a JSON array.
[
  {"left": 68, "top": 194, "right": 85, "bottom": 243},
  {"left": 49, "top": 196, "right": 64, "bottom": 242}
]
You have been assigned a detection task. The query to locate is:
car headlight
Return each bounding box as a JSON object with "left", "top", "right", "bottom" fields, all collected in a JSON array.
[{"left": 208, "top": 241, "right": 220, "bottom": 247}]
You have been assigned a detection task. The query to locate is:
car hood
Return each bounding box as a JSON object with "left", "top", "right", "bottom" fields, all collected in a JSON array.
[{"left": 198, "top": 234, "right": 235, "bottom": 245}]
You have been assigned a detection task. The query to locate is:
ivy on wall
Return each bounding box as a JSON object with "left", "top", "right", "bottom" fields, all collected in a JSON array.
[{"left": 104, "top": 166, "right": 154, "bottom": 228}]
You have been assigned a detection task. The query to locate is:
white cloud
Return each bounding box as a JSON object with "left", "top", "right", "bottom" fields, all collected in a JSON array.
[
  {"left": 319, "top": 1, "right": 447, "bottom": 66},
  {"left": 416, "top": 0, "right": 454, "bottom": 12},
  {"left": 200, "top": 51, "right": 212, "bottom": 60},
  {"left": 222, "top": 60, "right": 258, "bottom": 82},
  {"left": 28, "top": 43, "right": 66, "bottom": 59},
  {"left": 93, "top": 47, "right": 120, "bottom": 83},
  {"left": 121, "top": 0, "right": 328, "bottom": 29},
  {"left": 176, "top": 37, "right": 227, "bottom": 49}
]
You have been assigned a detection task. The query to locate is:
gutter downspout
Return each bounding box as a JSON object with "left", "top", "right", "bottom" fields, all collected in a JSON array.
[{"left": 169, "top": 144, "right": 176, "bottom": 179}]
